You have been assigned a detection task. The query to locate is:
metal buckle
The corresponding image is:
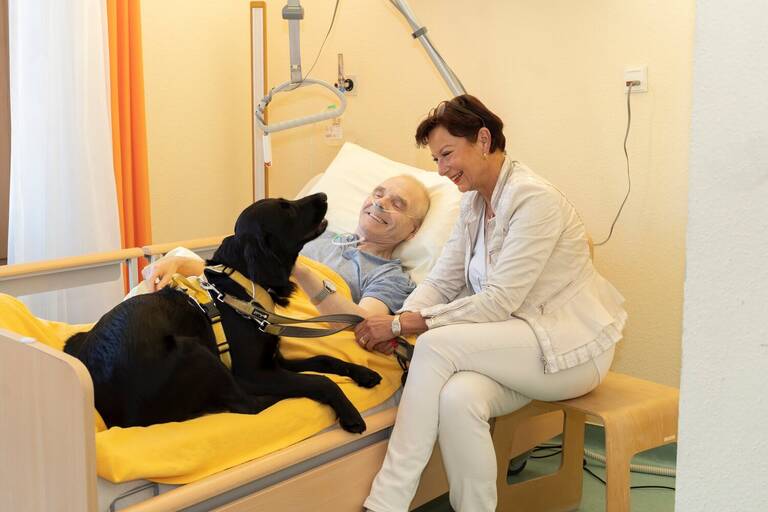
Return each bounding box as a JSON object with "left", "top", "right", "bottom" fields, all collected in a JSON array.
[
  {"left": 249, "top": 304, "right": 268, "bottom": 320},
  {"left": 394, "top": 337, "right": 414, "bottom": 370},
  {"left": 199, "top": 300, "right": 220, "bottom": 321},
  {"left": 254, "top": 317, "right": 269, "bottom": 332},
  {"left": 200, "top": 280, "right": 225, "bottom": 302}
]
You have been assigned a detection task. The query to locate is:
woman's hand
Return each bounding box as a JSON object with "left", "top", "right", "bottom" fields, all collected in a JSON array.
[
  {"left": 354, "top": 315, "right": 396, "bottom": 351},
  {"left": 355, "top": 312, "right": 429, "bottom": 352}
]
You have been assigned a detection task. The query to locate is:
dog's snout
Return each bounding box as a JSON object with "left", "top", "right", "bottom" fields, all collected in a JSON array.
[{"left": 309, "top": 192, "right": 328, "bottom": 217}]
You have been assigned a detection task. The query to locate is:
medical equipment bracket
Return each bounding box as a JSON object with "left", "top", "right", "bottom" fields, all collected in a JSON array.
[{"left": 255, "top": 0, "right": 466, "bottom": 164}]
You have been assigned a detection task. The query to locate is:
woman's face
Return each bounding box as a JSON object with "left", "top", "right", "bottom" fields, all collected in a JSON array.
[{"left": 427, "top": 125, "right": 485, "bottom": 193}]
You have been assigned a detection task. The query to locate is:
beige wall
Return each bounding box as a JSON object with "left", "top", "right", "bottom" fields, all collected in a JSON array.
[
  {"left": 141, "top": 0, "right": 255, "bottom": 243},
  {"left": 142, "top": 0, "right": 694, "bottom": 386}
]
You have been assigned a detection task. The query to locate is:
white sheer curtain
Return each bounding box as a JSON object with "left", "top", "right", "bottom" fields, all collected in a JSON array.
[{"left": 8, "top": 1, "right": 123, "bottom": 323}]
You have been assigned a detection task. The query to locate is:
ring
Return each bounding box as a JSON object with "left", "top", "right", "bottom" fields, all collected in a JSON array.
[{"left": 360, "top": 336, "right": 368, "bottom": 345}]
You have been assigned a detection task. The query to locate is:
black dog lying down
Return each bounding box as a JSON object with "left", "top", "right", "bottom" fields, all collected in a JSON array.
[{"left": 64, "top": 193, "right": 381, "bottom": 433}]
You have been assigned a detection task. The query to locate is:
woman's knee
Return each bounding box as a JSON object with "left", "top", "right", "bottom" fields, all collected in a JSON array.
[
  {"left": 439, "top": 372, "right": 493, "bottom": 423},
  {"left": 411, "top": 328, "right": 449, "bottom": 365}
]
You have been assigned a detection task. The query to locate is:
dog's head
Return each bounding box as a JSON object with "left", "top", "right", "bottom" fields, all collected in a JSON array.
[{"left": 210, "top": 193, "right": 328, "bottom": 305}]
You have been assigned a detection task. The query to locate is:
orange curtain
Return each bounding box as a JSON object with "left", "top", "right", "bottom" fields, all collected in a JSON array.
[{"left": 107, "top": 0, "right": 152, "bottom": 285}]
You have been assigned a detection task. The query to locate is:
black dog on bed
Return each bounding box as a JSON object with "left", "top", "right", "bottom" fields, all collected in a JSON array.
[{"left": 64, "top": 193, "right": 380, "bottom": 433}]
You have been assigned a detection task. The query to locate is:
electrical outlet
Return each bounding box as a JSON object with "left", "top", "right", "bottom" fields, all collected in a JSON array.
[{"left": 624, "top": 66, "right": 648, "bottom": 93}]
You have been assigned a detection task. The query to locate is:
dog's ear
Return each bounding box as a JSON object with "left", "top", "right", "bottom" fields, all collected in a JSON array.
[
  {"left": 211, "top": 235, "right": 244, "bottom": 268},
  {"left": 241, "top": 231, "right": 296, "bottom": 300}
]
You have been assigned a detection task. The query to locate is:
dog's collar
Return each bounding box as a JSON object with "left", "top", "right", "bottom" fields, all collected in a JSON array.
[{"left": 204, "top": 264, "right": 275, "bottom": 313}]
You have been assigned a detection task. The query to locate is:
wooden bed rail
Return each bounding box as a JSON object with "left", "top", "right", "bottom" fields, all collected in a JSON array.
[
  {"left": 142, "top": 236, "right": 227, "bottom": 263},
  {"left": 0, "top": 328, "right": 97, "bottom": 512},
  {"left": 0, "top": 248, "right": 145, "bottom": 296},
  {"left": 123, "top": 409, "right": 400, "bottom": 512}
]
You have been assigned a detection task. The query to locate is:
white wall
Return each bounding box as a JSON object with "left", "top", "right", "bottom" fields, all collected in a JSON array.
[{"left": 676, "top": 1, "right": 768, "bottom": 509}]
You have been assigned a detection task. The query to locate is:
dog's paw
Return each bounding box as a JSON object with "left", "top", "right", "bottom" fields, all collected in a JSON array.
[
  {"left": 349, "top": 366, "right": 382, "bottom": 388},
  {"left": 339, "top": 412, "right": 367, "bottom": 434}
]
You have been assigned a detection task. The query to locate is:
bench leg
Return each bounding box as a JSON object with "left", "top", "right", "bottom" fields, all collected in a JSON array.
[
  {"left": 495, "top": 406, "right": 585, "bottom": 511},
  {"left": 604, "top": 423, "right": 633, "bottom": 512}
]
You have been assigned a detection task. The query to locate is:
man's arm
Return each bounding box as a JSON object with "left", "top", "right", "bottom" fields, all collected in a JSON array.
[{"left": 291, "top": 262, "right": 390, "bottom": 317}]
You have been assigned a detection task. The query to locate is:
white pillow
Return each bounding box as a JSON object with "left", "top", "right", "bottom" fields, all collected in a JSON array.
[{"left": 302, "top": 143, "right": 462, "bottom": 284}]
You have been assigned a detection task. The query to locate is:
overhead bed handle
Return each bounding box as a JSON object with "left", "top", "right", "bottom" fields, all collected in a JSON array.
[{"left": 255, "top": 78, "right": 347, "bottom": 135}]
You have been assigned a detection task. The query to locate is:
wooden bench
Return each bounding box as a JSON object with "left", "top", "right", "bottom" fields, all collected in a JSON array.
[{"left": 491, "top": 371, "right": 679, "bottom": 511}]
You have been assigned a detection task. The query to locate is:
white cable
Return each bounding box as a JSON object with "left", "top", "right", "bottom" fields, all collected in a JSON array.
[{"left": 584, "top": 448, "right": 676, "bottom": 478}]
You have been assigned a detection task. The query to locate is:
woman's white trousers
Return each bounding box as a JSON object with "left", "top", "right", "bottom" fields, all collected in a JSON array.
[{"left": 364, "top": 318, "right": 614, "bottom": 512}]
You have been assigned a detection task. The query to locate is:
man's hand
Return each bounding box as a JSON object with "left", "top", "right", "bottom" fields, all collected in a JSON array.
[
  {"left": 144, "top": 256, "right": 205, "bottom": 291},
  {"left": 372, "top": 340, "right": 396, "bottom": 355},
  {"left": 354, "top": 315, "right": 396, "bottom": 351},
  {"left": 145, "top": 256, "right": 183, "bottom": 291}
]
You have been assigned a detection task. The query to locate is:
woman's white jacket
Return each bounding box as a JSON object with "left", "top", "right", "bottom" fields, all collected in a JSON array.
[{"left": 402, "top": 158, "right": 627, "bottom": 374}]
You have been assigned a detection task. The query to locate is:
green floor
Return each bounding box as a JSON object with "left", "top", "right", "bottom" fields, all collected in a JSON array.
[{"left": 414, "top": 424, "right": 676, "bottom": 511}]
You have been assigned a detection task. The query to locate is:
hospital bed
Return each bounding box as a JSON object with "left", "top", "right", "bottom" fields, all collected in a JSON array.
[
  {"left": 0, "top": 143, "right": 558, "bottom": 511},
  {"left": 0, "top": 245, "right": 450, "bottom": 512}
]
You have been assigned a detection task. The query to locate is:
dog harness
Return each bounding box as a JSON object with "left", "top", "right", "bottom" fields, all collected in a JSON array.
[
  {"left": 172, "top": 265, "right": 415, "bottom": 375},
  {"left": 169, "top": 273, "right": 236, "bottom": 368}
]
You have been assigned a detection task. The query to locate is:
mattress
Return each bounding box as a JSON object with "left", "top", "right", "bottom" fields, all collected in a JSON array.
[{"left": 98, "top": 388, "right": 402, "bottom": 511}]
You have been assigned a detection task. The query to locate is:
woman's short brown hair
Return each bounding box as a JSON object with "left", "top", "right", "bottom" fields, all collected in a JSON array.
[{"left": 415, "top": 95, "right": 506, "bottom": 153}]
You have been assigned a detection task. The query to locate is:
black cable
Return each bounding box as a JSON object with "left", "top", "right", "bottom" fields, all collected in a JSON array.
[
  {"left": 583, "top": 459, "right": 676, "bottom": 491},
  {"left": 531, "top": 444, "right": 563, "bottom": 458},
  {"left": 286, "top": 0, "right": 341, "bottom": 91},
  {"left": 631, "top": 485, "right": 677, "bottom": 491},
  {"left": 532, "top": 444, "right": 562, "bottom": 451},
  {"left": 594, "top": 83, "right": 635, "bottom": 246},
  {"left": 530, "top": 450, "right": 563, "bottom": 459},
  {"left": 516, "top": 444, "right": 676, "bottom": 492},
  {"left": 583, "top": 460, "right": 608, "bottom": 484}
]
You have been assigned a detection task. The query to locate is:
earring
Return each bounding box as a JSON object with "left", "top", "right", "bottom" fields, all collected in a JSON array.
[{"left": 483, "top": 152, "right": 488, "bottom": 160}]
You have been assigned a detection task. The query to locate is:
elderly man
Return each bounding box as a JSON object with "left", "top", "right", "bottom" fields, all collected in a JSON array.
[{"left": 146, "top": 175, "right": 430, "bottom": 352}]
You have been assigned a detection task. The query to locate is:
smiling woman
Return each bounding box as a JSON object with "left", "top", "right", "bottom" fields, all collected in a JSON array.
[{"left": 358, "top": 95, "right": 627, "bottom": 512}]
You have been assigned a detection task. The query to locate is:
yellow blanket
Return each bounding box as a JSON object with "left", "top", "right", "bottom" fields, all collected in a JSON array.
[{"left": 0, "top": 256, "right": 402, "bottom": 484}]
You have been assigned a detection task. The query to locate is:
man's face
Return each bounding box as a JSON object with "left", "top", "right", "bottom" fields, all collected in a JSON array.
[{"left": 356, "top": 176, "right": 426, "bottom": 246}]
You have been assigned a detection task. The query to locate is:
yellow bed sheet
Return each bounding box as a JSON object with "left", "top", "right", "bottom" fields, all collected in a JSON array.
[{"left": 0, "top": 256, "right": 403, "bottom": 484}]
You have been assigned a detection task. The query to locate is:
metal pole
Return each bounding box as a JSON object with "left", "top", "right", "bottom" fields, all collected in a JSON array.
[{"left": 389, "top": 0, "right": 466, "bottom": 96}]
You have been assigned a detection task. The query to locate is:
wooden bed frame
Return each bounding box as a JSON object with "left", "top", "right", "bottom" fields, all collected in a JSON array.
[{"left": 0, "top": 240, "right": 563, "bottom": 511}]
